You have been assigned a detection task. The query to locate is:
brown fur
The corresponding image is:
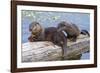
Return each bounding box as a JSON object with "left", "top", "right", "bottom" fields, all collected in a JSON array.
[
  {"left": 57, "top": 21, "right": 89, "bottom": 42},
  {"left": 45, "top": 27, "right": 67, "bottom": 57}
]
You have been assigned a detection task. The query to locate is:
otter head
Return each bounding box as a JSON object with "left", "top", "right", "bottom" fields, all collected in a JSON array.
[
  {"left": 57, "top": 21, "right": 67, "bottom": 29},
  {"left": 57, "top": 21, "right": 72, "bottom": 34},
  {"left": 29, "top": 21, "right": 42, "bottom": 35}
]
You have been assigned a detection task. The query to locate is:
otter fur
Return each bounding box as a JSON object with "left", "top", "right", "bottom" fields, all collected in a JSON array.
[
  {"left": 57, "top": 21, "right": 90, "bottom": 42},
  {"left": 45, "top": 27, "right": 67, "bottom": 57}
]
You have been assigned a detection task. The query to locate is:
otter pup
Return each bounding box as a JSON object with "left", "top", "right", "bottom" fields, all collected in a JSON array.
[
  {"left": 28, "top": 21, "right": 44, "bottom": 42},
  {"left": 57, "top": 21, "right": 90, "bottom": 42}
]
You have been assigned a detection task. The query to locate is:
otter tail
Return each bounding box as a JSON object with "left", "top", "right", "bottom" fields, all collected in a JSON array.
[{"left": 81, "top": 30, "right": 90, "bottom": 36}]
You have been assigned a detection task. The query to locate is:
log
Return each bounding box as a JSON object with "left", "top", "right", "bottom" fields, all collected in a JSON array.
[{"left": 22, "top": 35, "right": 90, "bottom": 62}]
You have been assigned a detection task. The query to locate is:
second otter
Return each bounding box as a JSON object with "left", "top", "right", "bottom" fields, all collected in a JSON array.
[{"left": 57, "top": 21, "right": 90, "bottom": 42}]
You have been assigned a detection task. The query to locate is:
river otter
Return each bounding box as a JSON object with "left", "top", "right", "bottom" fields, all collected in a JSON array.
[{"left": 57, "top": 21, "right": 90, "bottom": 42}]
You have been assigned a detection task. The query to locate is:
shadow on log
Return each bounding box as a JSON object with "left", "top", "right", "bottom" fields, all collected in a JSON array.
[{"left": 22, "top": 35, "right": 90, "bottom": 62}]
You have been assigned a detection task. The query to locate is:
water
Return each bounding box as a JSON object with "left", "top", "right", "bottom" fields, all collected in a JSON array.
[
  {"left": 21, "top": 10, "right": 90, "bottom": 60},
  {"left": 81, "top": 52, "right": 90, "bottom": 59}
]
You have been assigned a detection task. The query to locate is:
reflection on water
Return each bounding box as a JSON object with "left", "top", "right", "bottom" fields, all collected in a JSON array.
[{"left": 21, "top": 10, "right": 90, "bottom": 60}]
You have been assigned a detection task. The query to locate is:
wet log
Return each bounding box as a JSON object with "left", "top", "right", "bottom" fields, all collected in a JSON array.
[{"left": 22, "top": 35, "right": 90, "bottom": 62}]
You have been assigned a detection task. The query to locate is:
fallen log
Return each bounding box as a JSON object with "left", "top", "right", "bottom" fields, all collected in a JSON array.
[{"left": 22, "top": 35, "right": 90, "bottom": 62}]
